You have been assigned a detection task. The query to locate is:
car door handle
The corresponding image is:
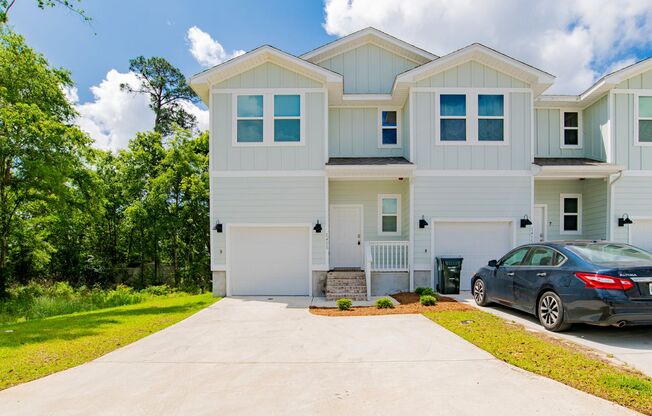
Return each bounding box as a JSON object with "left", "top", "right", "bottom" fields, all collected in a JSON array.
[
  {"left": 507, "top": 272, "right": 515, "bottom": 276},
  {"left": 537, "top": 272, "right": 547, "bottom": 277}
]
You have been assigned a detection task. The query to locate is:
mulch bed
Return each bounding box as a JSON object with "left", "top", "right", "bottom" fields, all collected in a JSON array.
[{"left": 308, "top": 292, "right": 474, "bottom": 316}]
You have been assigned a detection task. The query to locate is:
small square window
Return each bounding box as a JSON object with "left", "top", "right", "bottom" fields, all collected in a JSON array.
[
  {"left": 237, "top": 120, "right": 263, "bottom": 142},
  {"left": 440, "top": 95, "right": 466, "bottom": 116},
  {"left": 379, "top": 195, "right": 400, "bottom": 235},
  {"left": 564, "top": 112, "right": 578, "bottom": 128},
  {"left": 478, "top": 119, "right": 504, "bottom": 141},
  {"left": 478, "top": 95, "right": 504, "bottom": 117},
  {"left": 274, "top": 95, "right": 300, "bottom": 117},
  {"left": 274, "top": 119, "right": 300, "bottom": 142},
  {"left": 639, "top": 97, "right": 652, "bottom": 143},
  {"left": 441, "top": 119, "right": 466, "bottom": 141},
  {"left": 237, "top": 95, "right": 263, "bottom": 117}
]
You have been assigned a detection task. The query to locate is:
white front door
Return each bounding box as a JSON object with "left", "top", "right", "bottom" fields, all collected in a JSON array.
[
  {"left": 330, "top": 205, "right": 363, "bottom": 269},
  {"left": 533, "top": 205, "right": 547, "bottom": 242}
]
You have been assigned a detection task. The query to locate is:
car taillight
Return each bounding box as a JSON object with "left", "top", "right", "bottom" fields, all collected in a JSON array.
[{"left": 575, "top": 272, "right": 634, "bottom": 291}]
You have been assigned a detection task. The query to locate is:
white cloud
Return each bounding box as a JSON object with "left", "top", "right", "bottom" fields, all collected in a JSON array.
[
  {"left": 323, "top": 0, "right": 652, "bottom": 94},
  {"left": 71, "top": 70, "right": 208, "bottom": 151},
  {"left": 186, "top": 26, "right": 245, "bottom": 67}
]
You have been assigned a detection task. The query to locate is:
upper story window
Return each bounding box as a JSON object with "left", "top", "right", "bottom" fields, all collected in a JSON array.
[
  {"left": 561, "top": 110, "right": 581, "bottom": 148},
  {"left": 379, "top": 110, "right": 400, "bottom": 147},
  {"left": 233, "top": 93, "right": 303, "bottom": 146},
  {"left": 436, "top": 92, "right": 507, "bottom": 145},
  {"left": 637, "top": 96, "right": 652, "bottom": 144},
  {"left": 560, "top": 194, "right": 582, "bottom": 234},
  {"left": 378, "top": 194, "right": 401, "bottom": 235}
]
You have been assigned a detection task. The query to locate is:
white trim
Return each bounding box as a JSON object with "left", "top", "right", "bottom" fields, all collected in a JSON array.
[
  {"left": 622, "top": 170, "right": 652, "bottom": 176},
  {"left": 378, "top": 194, "right": 402, "bottom": 236},
  {"left": 559, "top": 193, "right": 582, "bottom": 235},
  {"left": 211, "top": 264, "right": 226, "bottom": 272},
  {"left": 324, "top": 176, "right": 329, "bottom": 271},
  {"left": 378, "top": 108, "right": 402, "bottom": 148},
  {"left": 344, "top": 94, "right": 393, "bottom": 101},
  {"left": 409, "top": 88, "right": 415, "bottom": 163},
  {"left": 329, "top": 204, "right": 364, "bottom": 269},
  {"left": 225, "top": 223, "right": 313, "bottom": 297},
  {"left": 408, "top": 178, "right": 415, "bottom": 291},
  {"left": 323, "top": 91, "right": 329, "bottom": 165},
  {"left": 416, "top": 170, "right": 531, "bottom": 177},
  {"left": 211, "top": 170, "right": 325, "bottom": 177},
  {"left": 411, "top": 87, "right": 532, "bottom": 94},
  {"left": 534, "top": 204, "right": 548, "bottom": 242},
  {"left": 559, "top": 109, "right": 583, "bottom": 149},
  {"left": 215, "top": 87, "right": 326, "bottom": 94},
  {"left": 634, "top": 93, "right": 652, "bottom": 146},
  {"left": 607, "top": 90, "right": 615, "bottom": 163}
]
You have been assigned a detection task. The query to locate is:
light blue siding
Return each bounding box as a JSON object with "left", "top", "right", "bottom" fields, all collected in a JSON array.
[
  {"left": 210, "top": 176, "right": 326, "bottom": 267},
  {"left": 535, "top": 109, "right": 583, "bottom": 158},
  {"left": 412, "top": 91, "right": 532, "bottom": 170},
  {"left": 534, "top": 179, "right": 607, "bottom": 241},
  {"left": 582, "top": 95, "right": 609, "bottom": 161},
  {"left": 328, "top": 108, "right": 405, "bottom": 157},
  {"left": 402, "top": 103, "right": 410, "bottom": 160},
  {"left": 612, "top": 177, "right": 652, "bottom": 242},
  {"left": 212, "top": 91, "right": 325, "bottom": 170},
  {"left": 317, "top": 43, "right": 420, "bottom": 94},
  {"left": 616, "top": 68, "right": 652, "bottom": 89},
  {"left": 412, "top": 176, "right": 532, "bottom": 267},
  {"left": 415, "top": 61, "right": 529, "bottom": 88},
  {"left": 614, "top": 93, "right": 652, "bottom": 169},
  {"left": 214, "top": 62, "right": 323, "bottom": 89}
]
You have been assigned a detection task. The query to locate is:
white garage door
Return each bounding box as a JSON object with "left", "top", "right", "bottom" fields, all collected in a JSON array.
[
  {"left": 630, "top": 220, "right": 652, "bottom": 252},
  {"left": 229, "top": 226, "right": 310, "bottom": 296},
  {"left": 433, "top": 221, "right": 513, "bottom": 290}
]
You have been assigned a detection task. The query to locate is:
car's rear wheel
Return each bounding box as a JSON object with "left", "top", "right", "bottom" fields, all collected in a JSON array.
[
  {"left": 472, "top": 278, "right": 490, "bottom": 306},
  {"left": 538, "top": 291, "right": 571, "bottom": 332}
]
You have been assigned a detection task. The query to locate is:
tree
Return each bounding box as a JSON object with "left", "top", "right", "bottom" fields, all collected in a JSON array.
[
  {"left": 1, "top": 0, "right": 90, "bottom": 24},
  {"left": 0, "top": 30, "right": 93, "bottom": 297},
  {"left": 121, "top": 56, "right": 199, "bottom": 136}
]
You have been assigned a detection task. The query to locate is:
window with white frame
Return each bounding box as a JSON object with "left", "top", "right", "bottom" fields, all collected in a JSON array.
[
  {"left": 478, "top": 94, "right": 505, "bottom": 141},
  {"left": 378, "top": 194, "right": 401, "bottom": 235},
  {"left": 561, "top": 111, "right": 581, "bottom": 147},
  {"left": 440, "top": 94, "right": 467, "bottom": 141},
  {"left": 437, "top": 92, "right": 507, "bottom": 143},
  {"left": 234, "top": 93, "right": 303, "bottom": 145},
  {"left": 379, "top": 110, "right": 399, "bottom": 147},
  {"left": 638, "top": 96, "right": 652, "bottom": 143},
  {"left": 560, "top": 194, "right": 582, "bottom": 234}
]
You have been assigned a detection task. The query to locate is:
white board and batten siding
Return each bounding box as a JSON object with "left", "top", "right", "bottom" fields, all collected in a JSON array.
[{"left": 612, "top": 176, "right": 652, "bottom": 246}]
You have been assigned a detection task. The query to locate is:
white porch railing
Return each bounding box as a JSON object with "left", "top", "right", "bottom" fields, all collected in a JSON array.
[
  {"left": 366, "top": 241, "right": 409, "bottom": 272},
  {"left": 364, "top": 243, "right": 373, "bottom": 299}
]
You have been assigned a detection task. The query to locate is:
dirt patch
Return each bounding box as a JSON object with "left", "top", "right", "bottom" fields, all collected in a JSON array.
[{"left": 309, "top": 292, "right": 474, "bottom": 317}]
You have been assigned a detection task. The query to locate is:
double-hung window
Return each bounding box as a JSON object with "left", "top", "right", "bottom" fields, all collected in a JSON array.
[
  {"left": 274, "top": 95, "right": 301, "bottom": 142},
  {"left": 561, "top": 111, "right": 581, "bottom": 148},
  {"left": 440, "top": 94, "right": 467, "bottom": 141},
  {"left": 637, "top": 95, "right": 652, "bottom": 144},
  {"left": 379, "top": 110, "right": 399, "bottom": 147},
  {"left": 234, "top": 93, "right": 303, "bottom": 145},
  {"left": 378, "top": 194, "right": 401, "bottom": 235},
  {"left": 478, "top": 95, "right": 504, "bottom": 141},
  {"left": 236, "top": 95, "right": 264, "bottom": 143},
  {"left": 560, "top": 194, "right": 582, "bottom": 234}
]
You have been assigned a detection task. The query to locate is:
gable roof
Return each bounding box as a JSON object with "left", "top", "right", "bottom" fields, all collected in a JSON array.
[
  {"left": 395, "top": 43, "right": 555, "bottom": 96},
  {"left": 190, "top": 45, "right": 343, "bottom": 103},
  {"left": 300, "top": 27, "right": 437, "bottom": 65}
]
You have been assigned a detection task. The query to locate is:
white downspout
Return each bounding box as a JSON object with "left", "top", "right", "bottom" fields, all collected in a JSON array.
[{"left": 608, "top": 171, "right": 624, "bottom": 241}]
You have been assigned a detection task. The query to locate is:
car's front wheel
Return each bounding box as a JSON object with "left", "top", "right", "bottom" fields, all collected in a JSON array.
[
  {"left": 472, "top": 278, "right": 490, "bottom": 306},
  {"left": 537, "top": 291, "right": 571, "bottom": 332}
]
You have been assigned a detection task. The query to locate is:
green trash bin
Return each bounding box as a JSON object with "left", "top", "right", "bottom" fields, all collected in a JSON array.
[{"left": 436, "top": 256, "right": 463, "bottom": 295}]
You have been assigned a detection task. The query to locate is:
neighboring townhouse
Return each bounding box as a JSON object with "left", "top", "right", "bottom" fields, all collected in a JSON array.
[{"left": 190, "top": 27, "right": 652, "bottom": 298}]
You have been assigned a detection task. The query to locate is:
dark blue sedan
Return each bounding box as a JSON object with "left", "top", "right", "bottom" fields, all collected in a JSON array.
[{"left": 471, "top": 241, "right": 652, "bottom": 331}]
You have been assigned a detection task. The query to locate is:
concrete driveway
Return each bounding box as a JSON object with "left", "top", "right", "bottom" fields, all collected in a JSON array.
[
  {"left": 0, "top": 297, "right": 640, "bottom": 416},
  {"left": 452, "top": 291, "right": 652, "bottom": 377}
]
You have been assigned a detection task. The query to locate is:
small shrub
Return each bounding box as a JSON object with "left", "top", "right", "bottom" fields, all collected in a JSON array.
[
  {"left": 336, "top": 298, "right": 353, "bottom": 311},
  {"left": 375, "top": 297, "right": 394, "bottom": 309},
  {"left": 414, "top": 287, "right": 426, "bottom": 295},
  {"left": 415, "top": 287, "right": 434, "bottom": 296},
  {"left": 420, "top": 295, "right": 437, "bottom": 306},
  {"left": 141, "top": 285, "right": 175, "bottom": 296}
]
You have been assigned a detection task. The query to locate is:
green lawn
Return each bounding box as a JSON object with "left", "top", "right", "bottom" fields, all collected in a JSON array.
[
  {"left": 0, "top": 293, "right": 219, "bottom": 390},
  {"left": 424, "top": 309, "right": 652, "bottom": 416}
]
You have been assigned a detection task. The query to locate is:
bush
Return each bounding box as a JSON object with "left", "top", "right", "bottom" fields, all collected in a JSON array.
[
  {"left": 415, "top": 287, "right": 434, "bottom": 296},
  {"left": 336, "top": 298, "right": 352, "bottom": 311},
  {"left": 141, "top": 285, "right": 176, "bottom": 296},
  {"left": 375, "top": 297, "right": 394, "bottom": 309},
  {"left": 420, "top": 295, "right": 437, "bottom": 306}
]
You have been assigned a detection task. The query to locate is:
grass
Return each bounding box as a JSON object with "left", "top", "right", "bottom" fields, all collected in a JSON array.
[
  {"left": 0, "top": 293, "right": 219, "bottom": 390},
  {"left": 424, "top": 309, "right": 652, "bottom": 415}
]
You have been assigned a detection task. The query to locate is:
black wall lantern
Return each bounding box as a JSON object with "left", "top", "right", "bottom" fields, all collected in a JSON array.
[
  {"left": 418, "top": 215, "right": 429, "bottom": 229},
  {"left": 618, "top": 213, "right": 633, "bottom": 227},
  {"left": 213, "top": 220, "right": 223, "bottom": 233},
  {"left": 520, "top": 215, "right": 532, "bottom": 228},
  {"left": 313, "top": 220, "right": 322, "bottom": 233}
]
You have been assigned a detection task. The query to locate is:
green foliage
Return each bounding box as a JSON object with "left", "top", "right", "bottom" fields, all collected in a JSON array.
[
  {"left": 415, "top": 287, "right": 435, "bottom": 296},
  {"left": 419, "top": 295, "right": 437, "bottom": 306},
  {"left": 336, "top": 298, "right": 352, "bottom": 311},
  {"left": 375, "top": 297, "right": 394, "bottom": 309},
  {"left": 1, "top": 0, "right": 90, "bottom": 24}
]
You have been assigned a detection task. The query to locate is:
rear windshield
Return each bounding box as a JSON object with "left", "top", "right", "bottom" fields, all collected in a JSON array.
[{"left": 567, "top": 243, "right": 652, "bottom": 265}]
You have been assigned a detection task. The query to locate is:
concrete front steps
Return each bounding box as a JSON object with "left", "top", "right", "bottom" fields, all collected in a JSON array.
[{"left": 326, "top": 270, "right": 367, "bottom": 301}]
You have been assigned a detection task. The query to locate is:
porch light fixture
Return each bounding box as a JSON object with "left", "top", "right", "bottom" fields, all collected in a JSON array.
[
  {"left": 418, "top": 216, "right": 429, "bottom": 229},
  {"left": 213, "top": 220, "right": 223, "bottom": 233},
  {"left": 520, "top": 215, "right": 532, "bottom": 228},
  {"left": 313, "top": 220, "right": 322, "bottom": 233},
  {"left": 618, "top": 214, "right": 633, "bottom": 227}
]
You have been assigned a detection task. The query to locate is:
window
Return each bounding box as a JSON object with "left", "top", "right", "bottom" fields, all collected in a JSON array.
[
  {"left": 638, "top": 96, "right": 652, "bottom": 143},
  {"left": 478, "top": 95, "right": 504, "bottom": 141},
  {"left": 524, "top": 247, "right": 565, "bottom": 267},
  {"left": 379, "top": 110, "right": 399, "bottom": 147},
  {"left": 274, "top": 95, "right": 300, "bottom": 142},
  {"left": 378, "top": 194, "right": 401, "bottom": 235},
  {"left": 560, "top": 194, "right": 582, "bottom": 234},
  {"left": 440, "top": 94, "right": 467, "bottom": 141},
  {"left": 500, "top": 247, "right": 529, "bottom": 266},
  {"left": 561, "top": 111, "right": 581, "bottom": 148},
  {"left": 236, "top": 95, "right": 264, "bottom": 143}
]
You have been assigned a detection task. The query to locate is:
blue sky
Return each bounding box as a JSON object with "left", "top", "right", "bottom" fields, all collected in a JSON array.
[{"left": 7, "top": 0, "right": 652, "bottom": 150}]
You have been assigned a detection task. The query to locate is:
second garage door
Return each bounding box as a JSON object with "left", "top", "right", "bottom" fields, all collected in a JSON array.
[
  {"left": 229, "top": 225, "right": 310, "bottom": 296},
  {"left": 630, "top": 219, "right": 652, "bottom": 252},
  {"left": 433, "top": 221, "right": 513, "bottom": 290}
]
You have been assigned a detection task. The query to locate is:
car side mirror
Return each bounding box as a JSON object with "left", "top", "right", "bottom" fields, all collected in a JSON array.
[{"left": 488, "top": 259, "right": 498, "bottom": 268}]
